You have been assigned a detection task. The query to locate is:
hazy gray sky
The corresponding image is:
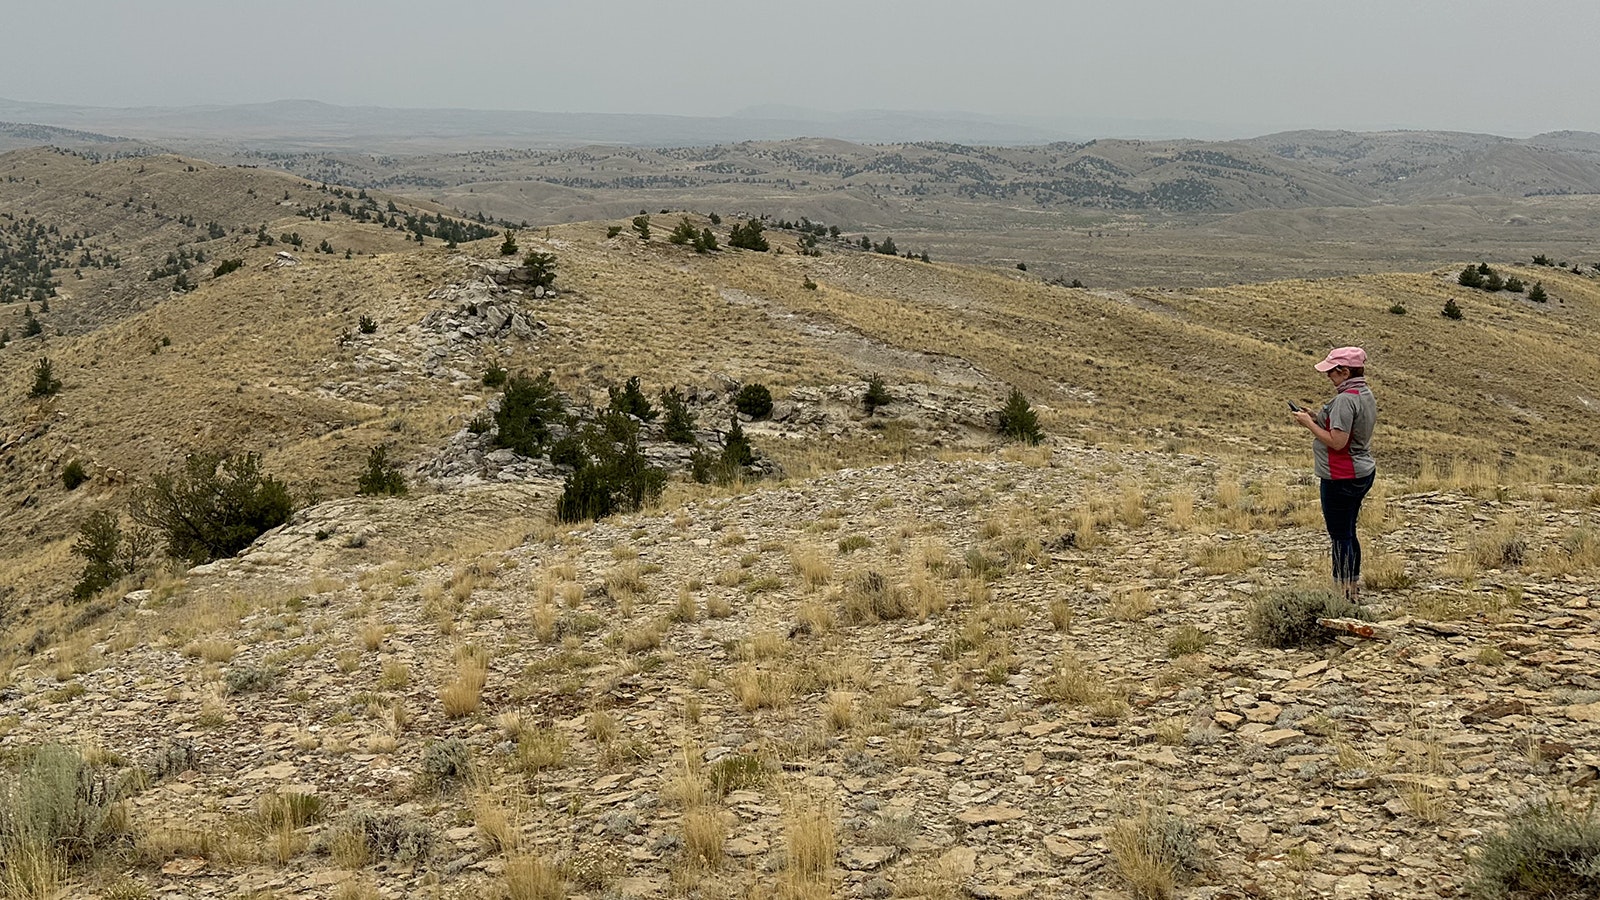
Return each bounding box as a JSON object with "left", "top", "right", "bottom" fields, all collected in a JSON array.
[{"left": 6, "top": 0, "right": 1598, "bottom": 136}]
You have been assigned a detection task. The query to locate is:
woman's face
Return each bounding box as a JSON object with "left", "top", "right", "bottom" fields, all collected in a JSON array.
[{"left": 1325, "top": 366, "right": 1348, "bottom": 386}]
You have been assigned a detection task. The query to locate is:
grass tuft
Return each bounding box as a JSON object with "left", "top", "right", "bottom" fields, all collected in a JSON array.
[{"left": 1107, "top": 803, "right": 1203, "bottom": 900}]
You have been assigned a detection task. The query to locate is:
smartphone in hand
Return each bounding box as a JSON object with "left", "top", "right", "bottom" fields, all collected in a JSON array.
[{"left": 1287, "top": 401, "right": 1302, "bottom": 412}]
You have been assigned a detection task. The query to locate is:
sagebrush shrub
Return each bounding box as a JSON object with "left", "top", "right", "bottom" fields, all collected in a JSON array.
[
  {"left": 0, "top": 745, "right": 128, "bottom": 866},
  {"left": 329, "top": 810, "right": 434, "bottom": 862},
  {"left": 420, "top": 739, "right": 473, "bottom": 786},
  {"left": 1246, "top": 588, "right": 1369, "bottom": 648},
  {"left": 1108, "top": 805, "right": 1204, "bottom": 900},
  {"left": 1471, "top": 797, "right": 1600, "bottom": 899}
]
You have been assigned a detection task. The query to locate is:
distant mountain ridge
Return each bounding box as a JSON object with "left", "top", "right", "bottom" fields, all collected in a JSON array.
[
  {"left": 249, "top": 130, "right": 1600, "bottom": 214},
  {"left": 2, "top": 97, "right": 1598, "bottom": 216}
]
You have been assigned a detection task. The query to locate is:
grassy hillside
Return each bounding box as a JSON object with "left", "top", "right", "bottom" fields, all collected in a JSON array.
[
  {"left": 3, "top": 198, "right": 1598, "bottom": 622},
  {"left": 2, "top": 151, "right": 1600, "bottom": 900}
]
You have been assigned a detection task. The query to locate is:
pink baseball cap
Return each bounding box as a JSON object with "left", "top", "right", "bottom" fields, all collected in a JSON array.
[{"left": 1314, "top": 347, "right": 1367, "bottom": 372}]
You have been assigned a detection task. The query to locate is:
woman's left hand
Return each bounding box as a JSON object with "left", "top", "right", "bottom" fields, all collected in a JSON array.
[{"left": 1291, "top": 410, "right": 1315, "bottom": 429}]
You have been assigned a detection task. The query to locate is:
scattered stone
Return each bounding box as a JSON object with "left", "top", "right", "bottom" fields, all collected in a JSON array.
[{"left": 956, "top": 805, "right": 1026, "bottom": 825}]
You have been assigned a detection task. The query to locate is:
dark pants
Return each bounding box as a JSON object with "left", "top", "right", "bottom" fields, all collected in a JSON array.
[{"left": 1321, "top": 472, "right": 1375, "bottom": 587}]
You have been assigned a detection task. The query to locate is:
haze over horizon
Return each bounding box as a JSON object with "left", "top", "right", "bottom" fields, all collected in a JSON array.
[{"left": 5, "top": 0, "right": 1599, "bottom": 140}]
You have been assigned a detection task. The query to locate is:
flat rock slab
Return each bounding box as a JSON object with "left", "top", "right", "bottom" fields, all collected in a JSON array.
[
  {"left": 1565, "top": 702, "right": 1600, "bottom": 722},
  {"left": 841, "top": 846, "right": 900, "bottom": 871},
  {"left": 956, "top": 804, "right": 1026, "bottom": 825}
]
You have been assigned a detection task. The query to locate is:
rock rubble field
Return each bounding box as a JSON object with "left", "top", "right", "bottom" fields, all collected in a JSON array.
[{"left": 6, "top": 448, "right": 1598, "bottom": 899}]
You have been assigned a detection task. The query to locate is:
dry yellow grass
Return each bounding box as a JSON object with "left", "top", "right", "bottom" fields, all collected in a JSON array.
[
  {"left": 473, "top": 790, "right": 522, "bottom": 854},
  {"left": 729, "top": 664, "right": 794, "bottom": 711},
  {"left": 183, "top": 639, "right": 236, "bottom": 664},
  {"left": 1108, "top": 587, "right": 1156, "bottom": 622},
  {"left": 1187, "top": 540, "right": 1263, "bottom": 575},
  {"left": 682, "top": 809, "right": 727, "bottom": 869},
  {"left": 822, "top": 691, "right": 855, "bottom": 733},
  {"left": 783, "top": 794, "right": 838, "bottom": 892},
  {"left": 504, "top": 853, "right": 565, "bottom": 900},
  {"left": 789, "top": 544, "right": 833, "bottom": 591},
  {"left": 441, "top": 647, "right": 490, "bottom": 718}
]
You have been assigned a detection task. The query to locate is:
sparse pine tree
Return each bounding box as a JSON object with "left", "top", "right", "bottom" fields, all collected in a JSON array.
[
  {"left": 495, "top": 370, "right": 567, "bottom": 456},
  {"left": 632, "top": 215, "right": 651, "bottom": 241},
  {"left": 1503, "top": 275, "right": 1525, "bottom": 292},
  {"left": 555, "top": 412, "right": 667, "bottom": 522},
  {"left": 130, "top": 452, "right": 294, "bottom": 564},
  {"left": 522, "top": 250, "right": 557, "bottom": 289},
  {"left": 659, "top": 387, "right": 697, "bottom": 443},
  {"left": 728, "top": 219, "right": 769, "bottom": 251},
  {"left": 500, "top": 230, "right": 518, "bottom": 256},
  {"left": 668, "top": 217, "right": 699, "bottom": 246},
  {"left": 875, "top": 236, "right": 898, "bottom": 255},
  {"left": 997, "top": 388, "right": 1043, "bottom": 445},
  {"left": 62, "top": 459, "right": 88, "bottom": 490},
  {"left": 863, "top": 374, "right": 892, "bottom": 416},
  {"left": 1483, "top": 270, "right": 1504, "bottom": 292},
  {"left": 721, "top": 416, "right": 754, "bottom": 468},
  {"left": 1458, "top": 266, "right": 1484, "bottom": 289},
  {"left": 1528, "top": 281, "right": 1548, "bottom": 302},
  {"left": 72, "top": 511, "right": 140, "bottom": 600},
  {"left": 1442, "top": 297, "right": 1465, "bottom": 319},
  {"left": 30, "top": 357, "right": 61, "bottom": 398},
  {"left": 357, "top": 445, "right": 408, "bottom": 496},
  {"left": 694, "top": 228, "right": 718, "bottom": 253},
  {"left": 733, "top": 383, "right": 773, "bottom": 419},
  {"left": 608, "top": 375, "right": 657, "bottom": 421}
]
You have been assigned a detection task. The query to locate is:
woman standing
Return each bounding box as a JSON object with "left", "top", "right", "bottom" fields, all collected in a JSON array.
[{"left": 1292, "top": 347, "right": 1377, "bottom": 602}]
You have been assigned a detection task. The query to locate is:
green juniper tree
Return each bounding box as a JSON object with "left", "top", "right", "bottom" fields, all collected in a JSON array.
[
  {"left": 494, "top": 370, "right": 567, "bottom": 456},
  {"left": 997, "top": 388, "right": 1043, "bottom": 444},
  {"left": 130, "top": 452, "right": 294, "bottom": 564},
  {"left": 659, "top": 387, "right": 697, "bottom": 443},
  {"left": 522, "top": 251, "right": 557, "bottom": 289},
  {"left": 357, "top": 445, "right": 408, "bottom": 496}
]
